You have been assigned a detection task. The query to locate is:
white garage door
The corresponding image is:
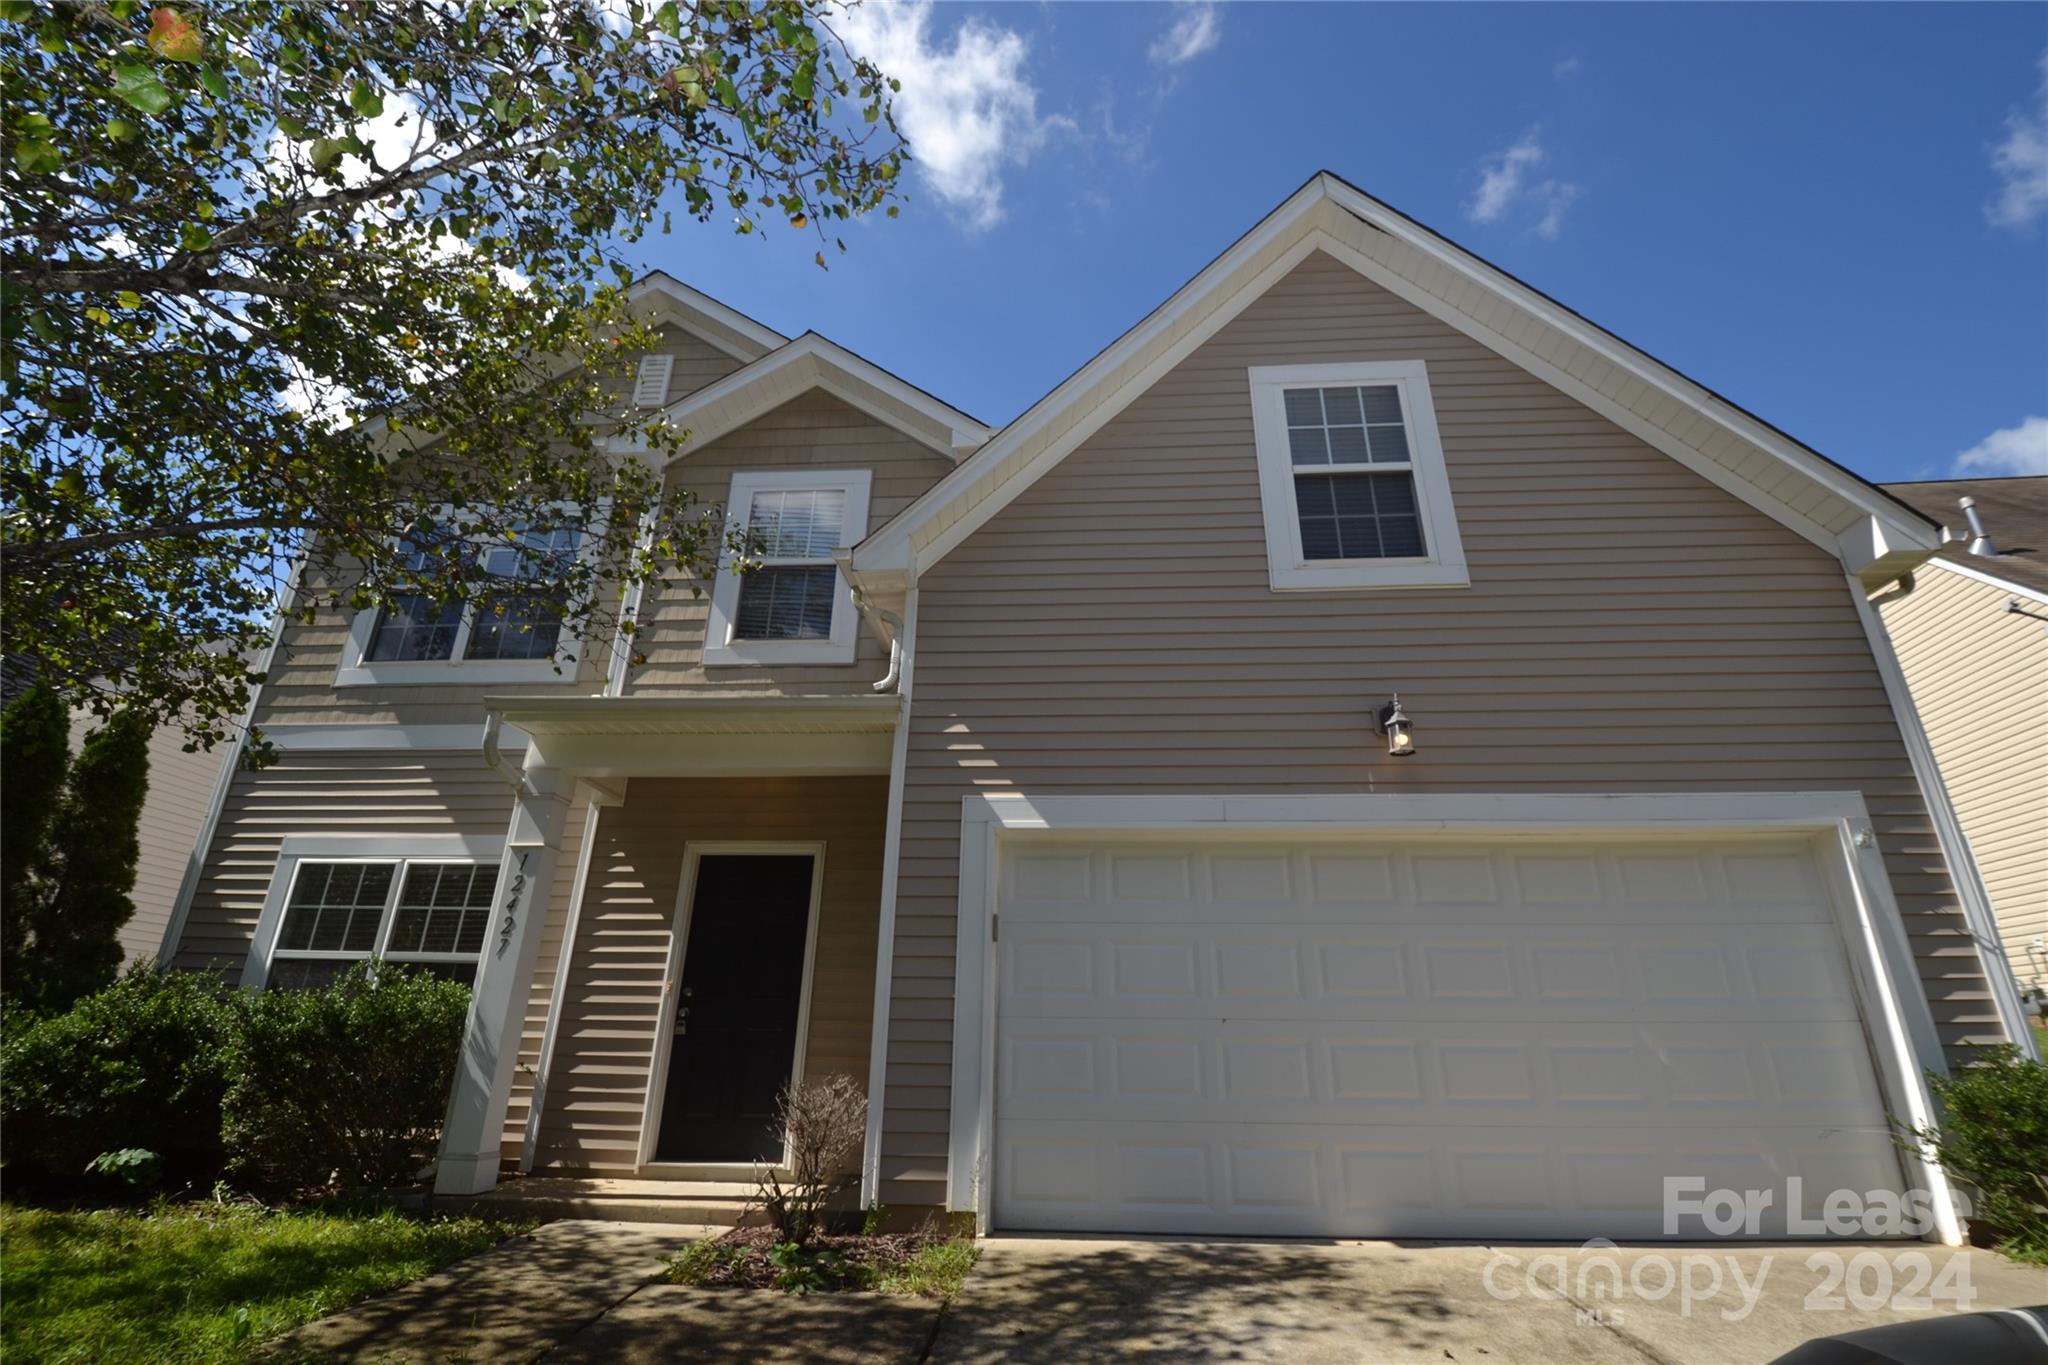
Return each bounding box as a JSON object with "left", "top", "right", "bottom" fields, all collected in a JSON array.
[{"left": 993, "top": 834, "right": 1909, "bottom": 1239}]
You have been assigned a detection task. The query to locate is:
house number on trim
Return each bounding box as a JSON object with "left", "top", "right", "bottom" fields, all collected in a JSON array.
[{"left": 496, "top": 851, "right": 531, "bottom": 959}]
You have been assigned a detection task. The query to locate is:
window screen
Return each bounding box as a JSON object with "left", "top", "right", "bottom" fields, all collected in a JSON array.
[
  {"left": 733, "top": 489, "right": 848, "bottom": 641},
  {"left": 268, "top": 858, "right": 497, "bottom": 989}
]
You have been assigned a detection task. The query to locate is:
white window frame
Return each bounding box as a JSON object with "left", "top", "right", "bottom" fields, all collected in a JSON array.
[
  {"left": 335, "top": 509, "right": 600, "bottom": 687},
  {"left": 1248, "top": 359, "right": 1469, "bottom": 591},
  {"left": 703, "top": 468, "right": 872, "bottom": 667},
  {"left": 242, "top": 833, "right": 505, "bottom": 989}
]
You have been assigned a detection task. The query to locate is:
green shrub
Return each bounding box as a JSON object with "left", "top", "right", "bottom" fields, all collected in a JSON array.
[
  {"left": 1912, "top": 1046, "right": 2048, "bottom": 1260},
  {"left": 222, "top": 963, "right": 472, "bottom": 1190},
  {"left": 0, "top": 967, "right": 239, "bottom": 1189}
]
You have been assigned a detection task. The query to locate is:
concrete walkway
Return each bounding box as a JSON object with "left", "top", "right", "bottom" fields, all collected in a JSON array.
[{"left": 269, "top": 1222, "right": 2047, "bottom": 1364}]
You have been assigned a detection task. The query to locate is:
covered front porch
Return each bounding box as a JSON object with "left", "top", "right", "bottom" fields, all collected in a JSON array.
[{"left": 431, "top": 694, "right": 900, "bottom": 1211}]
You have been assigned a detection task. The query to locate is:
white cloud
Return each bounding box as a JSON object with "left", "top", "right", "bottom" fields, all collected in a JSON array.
[
  {"left": 1987, "top": 51, "right": 2048, "bottom": 230},
  {"left": 1467, "top": 129, "right": 1582, "bottom": 239},
  {"left": 1530, "top": 182, "right": 1582, "bottom": 240},
  {"left": 838, "top": 0, "right": 1056, "bottom": 231},
  {"left": 1150, "top": 2, "right": 1221, "bottom": 67},
  {"left": 1954, "top": 415, "right": 2048, "bottom": 477},
  {"left": 1552, "top": 55, "right": 1582, "bottom": 80},
  {"left": 1469, "top": 131, "right": 1543, "bottom": 223}
]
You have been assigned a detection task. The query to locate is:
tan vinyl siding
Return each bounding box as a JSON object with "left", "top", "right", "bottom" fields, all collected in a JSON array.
[
  {"left": 171, "top": 751, "right": 516, "bottom": 978},
  {"left": 881, "top": 250, "right": 2007, "bottom": 1210},
  {"left": 1878, "top": 562, "right": 2048, "bottom": 992},
  {"left": 529, "top": 775, "right": 886, "bottom": 1175},
  {"left": 254, "top": 327, "right": 745, "bottom": 731},
  {"left": 625, "top": 391, "right": 954, "bottom": 696},
  {"left": 504, "top": 788, "right": 592, "bottom": 1163}
]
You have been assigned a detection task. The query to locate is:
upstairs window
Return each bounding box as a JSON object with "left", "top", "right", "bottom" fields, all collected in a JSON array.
[
  {"left": 341, "top": 517, "right": 587, "bottom": 685},
  {"left": 1248, "top": 360, "right": 1468, "bottom": 591},
  {"left": 265, "top": 858, "right": 497, "bottom": 989},
  {"left": 704, "top": 468, "right": 872, "bottom": 666}
]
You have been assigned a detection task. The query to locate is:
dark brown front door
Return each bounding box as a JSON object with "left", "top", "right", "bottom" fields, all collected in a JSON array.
[{"left": 654, "top": 853, "right": 815, "bottom": 1162}]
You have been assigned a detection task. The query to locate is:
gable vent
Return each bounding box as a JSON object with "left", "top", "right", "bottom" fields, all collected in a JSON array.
[{"left": 633, "top": 353, "right": 676, "bottom": 408}]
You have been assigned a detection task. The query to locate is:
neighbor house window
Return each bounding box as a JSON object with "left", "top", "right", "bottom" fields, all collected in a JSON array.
[
  {"left": 340, "top": 517, "right": 588, "bottom": 685},
  {"left": 703, "top": 468, "right": 872, "bottom": 666},
  {"left": 264, "top": 858, "right": 498, "bottom": 989},
  {"left": 1248, "top": 360, "right": 1468, "bottom": 591}
]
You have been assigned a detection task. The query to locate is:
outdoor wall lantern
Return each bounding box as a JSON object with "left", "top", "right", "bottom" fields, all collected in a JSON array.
[{"left": 1376, "top": 694, "right": 1416, "bottom": 758}]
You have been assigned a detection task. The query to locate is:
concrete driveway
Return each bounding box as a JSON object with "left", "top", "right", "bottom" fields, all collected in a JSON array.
[{"left": 930, "top": 1236, "right": 2048, "bottom": 1365}]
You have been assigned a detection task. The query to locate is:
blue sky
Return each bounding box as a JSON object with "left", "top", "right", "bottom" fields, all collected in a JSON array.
[{"left": 647, "top": 2, "right": 2048, "bottom": 485}]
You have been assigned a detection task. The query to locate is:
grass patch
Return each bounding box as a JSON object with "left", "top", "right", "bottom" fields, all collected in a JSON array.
[
  {"left": 868, "top": 1236, "right": 978, "bottom": 1300},
  {"left": 666, "top": 1226, "right": 978, "bottom": 1300},
  {"left": 0, "top": 1201, "right": 526, "bottom": 1365}
]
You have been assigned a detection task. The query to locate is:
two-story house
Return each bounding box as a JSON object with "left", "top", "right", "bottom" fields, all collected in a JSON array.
[{"left": 158, "top": 174, "right": 2032, "bottom": 1245}]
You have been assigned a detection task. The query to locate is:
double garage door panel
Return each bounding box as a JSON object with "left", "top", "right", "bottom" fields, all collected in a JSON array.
[{"left": 992, "top": 836, "right": 1907, "bottom": 1239}]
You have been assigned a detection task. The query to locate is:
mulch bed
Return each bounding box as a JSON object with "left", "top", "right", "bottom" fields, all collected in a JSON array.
[{"left": 674, "top": 1224, "right": 935, "bottom": 1292}]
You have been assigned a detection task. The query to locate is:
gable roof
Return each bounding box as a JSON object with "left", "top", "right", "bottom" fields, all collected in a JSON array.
[
  {"left": 609, "top": 331, "right": 992, "bottom": 463},
  {"left": 852, "top": 171, "right": 1942, "bottom": 585},
  {"left": 625, "top": 272, "right": 789, "bottom": 363},
  {"left": 1882, "top": 476, "right": 2048, "bottom": 598}
]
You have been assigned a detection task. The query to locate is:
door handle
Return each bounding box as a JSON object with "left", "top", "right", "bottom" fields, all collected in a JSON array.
[{"left": 674, "top": 984, "right": 692, "bottom": 1036}]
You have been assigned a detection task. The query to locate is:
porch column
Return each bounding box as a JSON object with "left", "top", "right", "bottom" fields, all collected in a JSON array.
[{"left": 434, "top": 763, "right": 574, "bottom": 1195}]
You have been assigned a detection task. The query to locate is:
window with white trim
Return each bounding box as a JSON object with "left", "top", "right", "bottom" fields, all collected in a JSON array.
[
  {"left": 1247, "top": 360, "right": 1469, "bottom": 591},
  {"left": 703, "top": 468, "right": 871, "bottom": 666},
  {"left": 266, "top": 858, "right": 498, "bottom": 989},
  {"left": 339, "top": 518, "right": 587, "bottom": 685}
]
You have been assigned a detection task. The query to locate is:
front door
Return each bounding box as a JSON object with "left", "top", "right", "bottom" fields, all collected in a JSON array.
[{"left": 654, "top": 853, "right": 816, "bottom": 1162}]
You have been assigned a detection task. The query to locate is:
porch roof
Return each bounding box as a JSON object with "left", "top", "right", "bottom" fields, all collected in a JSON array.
[{"left": 484, "top": 693, "right": 902, "bottom": 779}]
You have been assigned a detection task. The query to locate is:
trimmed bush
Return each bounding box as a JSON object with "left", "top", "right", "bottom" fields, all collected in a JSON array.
[
  {"left": 222, "top": 964, "right": 472, "bottom": 1189},
  {"left": 1912, "top": 1046, "right": 2048, "bottom": 1261},
  {"left": 0, "top": 967, "right": 240, "bottom": 1189}
]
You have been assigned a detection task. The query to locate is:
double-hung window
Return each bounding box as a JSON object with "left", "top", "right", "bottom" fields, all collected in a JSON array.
[
  {"left": 1247, "top": 360, "right": 1468, "bottom": 591},
  {"left": 703, "top": 468, "right": 872, "bottom": 666},
  {"left": 339, "top": 518, "right": 586, "bottom": 685},
  {"left": 249, "top": 837, "right": 505, "bottom": 990}
]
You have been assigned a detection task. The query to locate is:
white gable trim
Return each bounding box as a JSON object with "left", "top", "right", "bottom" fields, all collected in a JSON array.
[
  {"left": 608, "top": 333, "right": 989, "bottom": 464},
  {"left": 624, "top": 274, "right": 787, "bottom": 362},
  {"left": 853, "top": 175, "right": 1938, "bottom": 582}
]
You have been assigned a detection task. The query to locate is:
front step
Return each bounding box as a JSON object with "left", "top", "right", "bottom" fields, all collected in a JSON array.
[{"left": 433, "top": 1176, "right": 763, "bottom": 1227}]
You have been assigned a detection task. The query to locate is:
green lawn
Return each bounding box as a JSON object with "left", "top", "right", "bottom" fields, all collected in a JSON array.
[{"left": 0, "top": 1202, "right": 525, "bottom": 1365}]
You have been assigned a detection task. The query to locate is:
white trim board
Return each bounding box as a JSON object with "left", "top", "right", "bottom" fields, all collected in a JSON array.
[
  {"left": 626, "top": 273, "right": 788, "bottom": 362},
  {"left": 858, "top": 586, "right": 918, "bottom": 1207},
  {"left": 942, "top": 790, "right": 1961, "bottom": 1245},
  {"left": 851, "top": 175, "right": 1937, "bottom": 583},
  {"left": 260, "top": 723, "right": 529, "bottom": 753},
  {"left": 1918, "top": 554, "right": 2048, "bottom": 606},
  {"left": 635, "top": 842, "right": 827, "bottom": 1171},
  {"left": 157, "top": 554, "right": 305, "bottom": 967}
]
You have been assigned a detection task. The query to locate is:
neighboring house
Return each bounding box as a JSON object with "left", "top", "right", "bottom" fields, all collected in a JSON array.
[
  {"left": 1874, "top": 477, "right": 2048, "bottom": 1013},
  {"left": 85, "top": 716, "right": 238, "bottom": 966},
  {"left": 159, "top": 174, "right": 2032, "bottom": 1247}
]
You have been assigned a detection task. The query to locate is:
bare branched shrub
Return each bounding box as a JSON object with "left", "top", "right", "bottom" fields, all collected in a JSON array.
[{"left": 754, "top": 1073, "right": 868, "bottom": 1246}]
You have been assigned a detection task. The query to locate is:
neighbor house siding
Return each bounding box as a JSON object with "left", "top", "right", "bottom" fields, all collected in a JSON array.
[
  {"left": 67, "top": 710, "right": 234, "bottom": 966},
  {"left": 879, "top": 250, "right": 2007, "bottom": 1211},
  {"left": 1878, "top": 561, "right": 2048, "bottom": 994},
  {"left": 529, "top": 774, "right": 887, "bottom": 1175},
  {"left": 624, "top": 391, "right": 955, "bottom": 697},
  {"left": 253, "top": 327, "right": 745, "bottom": 731}
]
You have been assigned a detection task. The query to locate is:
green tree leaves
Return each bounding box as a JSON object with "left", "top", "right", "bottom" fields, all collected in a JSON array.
[{"left": 2, "top": 0, "right": 907, "bottom": 746}]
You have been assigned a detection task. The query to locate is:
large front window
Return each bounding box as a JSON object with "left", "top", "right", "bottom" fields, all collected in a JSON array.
[{"left": 266, "top": 858, "right": 497, "bottom": 989}]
